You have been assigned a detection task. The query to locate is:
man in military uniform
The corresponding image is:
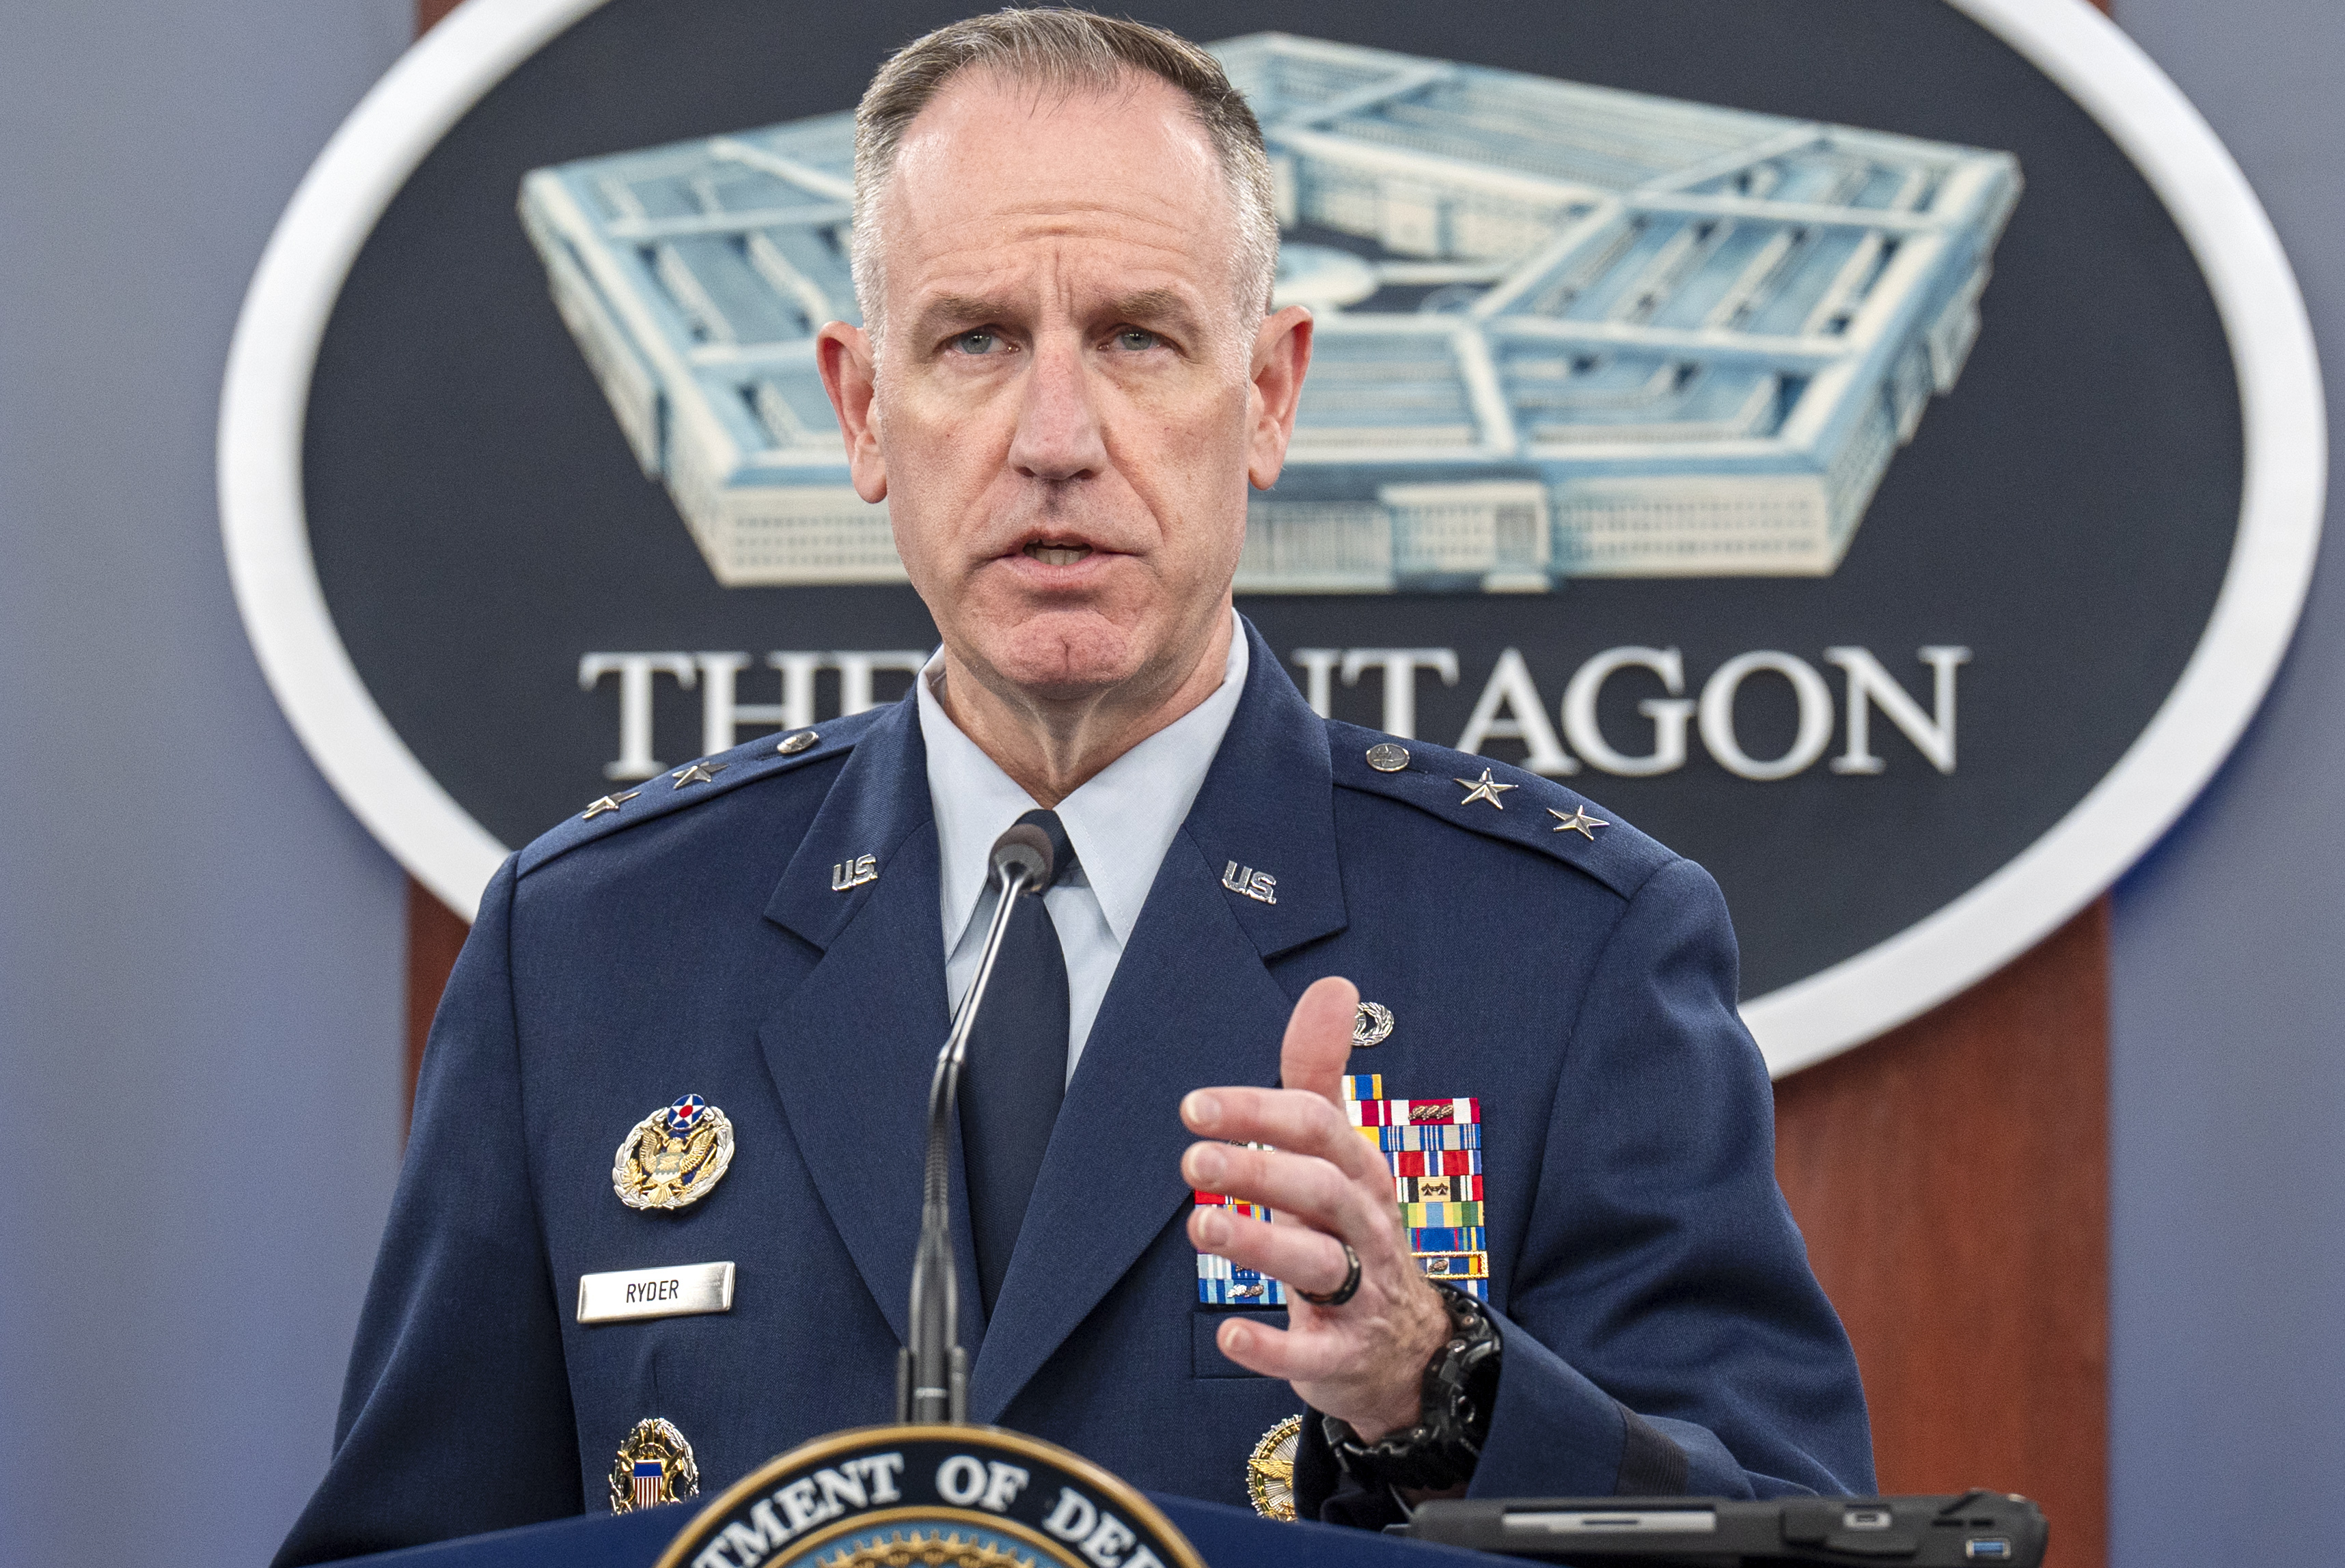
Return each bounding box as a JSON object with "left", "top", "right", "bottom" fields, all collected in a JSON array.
[{"left": 277, "top": 13, "right": 1870, "bottom": 1563}]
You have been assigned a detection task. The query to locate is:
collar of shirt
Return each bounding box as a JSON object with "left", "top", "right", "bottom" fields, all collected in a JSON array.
[{"left": 918, "top": 609, "right": 1250, "bottom": 959}]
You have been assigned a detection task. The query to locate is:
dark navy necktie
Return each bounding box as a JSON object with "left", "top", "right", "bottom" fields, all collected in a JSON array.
[{"left": 961, "top": 807, "right": 1075, "bottom": 1315}]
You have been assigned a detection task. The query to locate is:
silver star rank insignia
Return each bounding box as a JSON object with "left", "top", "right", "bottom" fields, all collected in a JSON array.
[
  {"left": 1549, "top": 804, "right": 1609, "bottom": 840},
  {"left": 582, "top": 789, "right": 641, "bottom": 819},
  {"left": 1453, "top": 769, "right": 1518, "bottom": 810},
  {"left": 669, "top": 761, "right": 727, "bottom": 788}
]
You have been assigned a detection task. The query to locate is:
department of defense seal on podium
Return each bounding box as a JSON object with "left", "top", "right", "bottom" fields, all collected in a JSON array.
[{"left": 653, "top": 1427, "right": 1205, "bottom": 1568}]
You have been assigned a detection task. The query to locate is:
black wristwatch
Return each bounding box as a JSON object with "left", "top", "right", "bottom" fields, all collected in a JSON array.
[{"left": 1324, "top": 1282, "right": 1502, "bottom": 1492}]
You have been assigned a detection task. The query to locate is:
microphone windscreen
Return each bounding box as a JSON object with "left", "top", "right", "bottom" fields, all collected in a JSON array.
[{"left": 989, "top": 823, "right": 1054, "bottom": 892}]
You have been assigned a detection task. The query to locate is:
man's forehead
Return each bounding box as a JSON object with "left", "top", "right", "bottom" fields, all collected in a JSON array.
[
  {"left": 876, "top": 68, "right": 1237, "bottom": 310},
  {"left": 894, "top": 65, "right": 1217, "bottom": 174}
]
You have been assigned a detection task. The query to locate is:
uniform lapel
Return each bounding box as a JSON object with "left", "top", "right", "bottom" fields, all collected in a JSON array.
[
  {"left": 758, "top": 698, "right": 983, "bottom": 1345},
  {"left": 970, "top": 618, "right": 1349, "bottom": 1421}
]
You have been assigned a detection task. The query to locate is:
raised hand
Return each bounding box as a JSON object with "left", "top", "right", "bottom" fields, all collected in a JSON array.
[{"left": 1181, "top": 975, "right": 1451, "bottom": 1440}]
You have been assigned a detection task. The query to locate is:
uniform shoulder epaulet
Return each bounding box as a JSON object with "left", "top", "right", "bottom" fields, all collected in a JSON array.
[
  {"left": 1324, "top": 719, "right": 1673, "bottom": 902},
  {"left": 517, "top": 709, "right": 884, "bottom": 878}
]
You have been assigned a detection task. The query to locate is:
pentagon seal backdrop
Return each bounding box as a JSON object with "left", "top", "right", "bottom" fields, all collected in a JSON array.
[{"left": 221, "top": 0, "right": 2322, "bottom": 1071}]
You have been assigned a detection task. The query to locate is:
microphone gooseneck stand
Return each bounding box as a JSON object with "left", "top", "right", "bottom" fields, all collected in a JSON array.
[{"left": 897, "top": 821, "right": 1056, "bottom": 1425}]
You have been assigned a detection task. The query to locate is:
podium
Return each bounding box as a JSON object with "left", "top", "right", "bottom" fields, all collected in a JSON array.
[{"left": 323, "top": 1493, "right": 1489, "bottom": 1567}]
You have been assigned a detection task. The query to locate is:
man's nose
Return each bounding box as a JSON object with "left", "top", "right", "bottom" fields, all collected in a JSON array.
[{"left": 1006, "top": 337, "right": 1108, "bottom": 484}]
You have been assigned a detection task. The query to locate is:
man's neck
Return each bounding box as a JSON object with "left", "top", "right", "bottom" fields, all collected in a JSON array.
[{"left": 937, "top": 614, "right": 1237, "bottom": 808}]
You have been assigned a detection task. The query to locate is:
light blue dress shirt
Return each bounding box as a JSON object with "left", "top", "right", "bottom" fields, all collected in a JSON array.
[{"left": 918, "top": 612, "right": 1249, "bottom": 1082}]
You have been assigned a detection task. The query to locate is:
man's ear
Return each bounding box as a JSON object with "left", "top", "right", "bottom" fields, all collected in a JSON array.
[
  {"left": 817, "top": 320, "right": 888, "bottom": 503},
  {"left": 1246, "top": 305, "right": 1314, "bottom": 492}
]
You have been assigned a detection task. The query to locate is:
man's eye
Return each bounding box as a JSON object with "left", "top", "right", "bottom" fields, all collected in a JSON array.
[
  {"left": 1112, "top": 329, "right": 1160, "bottom": 352},
  {"left": 952, "top": 330, "right": 1001, "bottom": 355}
]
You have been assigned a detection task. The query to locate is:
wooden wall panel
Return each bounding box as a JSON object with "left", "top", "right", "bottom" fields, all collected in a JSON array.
[
  {"left": 405, "top": 879, "right": 470, "bottom": 1129},
  {"left": 1776, "top": 900, "right": 2109, "bottom": 1568}
]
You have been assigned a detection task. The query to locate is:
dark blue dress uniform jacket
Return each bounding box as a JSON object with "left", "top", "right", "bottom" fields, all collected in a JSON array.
[{"left": 275, "top": 618, "right": 1872, "bottom": 1565}]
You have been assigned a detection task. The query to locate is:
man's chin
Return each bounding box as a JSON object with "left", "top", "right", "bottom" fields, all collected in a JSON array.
[{"left": 966, "top": 614, "right": 1149, "bottom": 704}]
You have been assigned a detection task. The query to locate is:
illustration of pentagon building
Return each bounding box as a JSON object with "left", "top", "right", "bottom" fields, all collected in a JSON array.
[{"left": 519, "top": 35, "right": 2020, "bottom": 592}]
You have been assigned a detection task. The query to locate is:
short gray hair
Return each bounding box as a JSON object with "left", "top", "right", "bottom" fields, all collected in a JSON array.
[{"left": 849, "top": 9, "right": 1279, "bottom": 342}]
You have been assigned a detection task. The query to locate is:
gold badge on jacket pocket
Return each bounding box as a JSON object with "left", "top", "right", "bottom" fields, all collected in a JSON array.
[
  {"left": 1248, "top": 1415, "right": 1302, "bottom": 1521},
  {"left": 610, "top": 1417, "right": 698, "bottom": 1513}
]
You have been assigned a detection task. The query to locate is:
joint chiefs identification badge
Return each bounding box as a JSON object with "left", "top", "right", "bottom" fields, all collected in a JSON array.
[
  {"left": 1246, "top": 1415, "right": 1303, "bottom": 1521},
  {"left": 612, "top": 1416, "right": 699, "bottom": 1513},
  {"left": 614, "top": 1094, "right": 735, "bottom": 1211}
]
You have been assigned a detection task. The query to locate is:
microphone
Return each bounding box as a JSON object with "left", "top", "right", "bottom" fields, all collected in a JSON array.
[{"left": 898, "top": 820, "right": 1059, "bottom": 1425}]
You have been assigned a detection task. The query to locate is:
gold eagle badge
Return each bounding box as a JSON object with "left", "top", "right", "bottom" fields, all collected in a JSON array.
[{"left": 612, "top": 1094, "right": 735, "bottom": 1211}]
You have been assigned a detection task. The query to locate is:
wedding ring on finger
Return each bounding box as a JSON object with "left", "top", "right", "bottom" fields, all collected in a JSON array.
[{"left": 1296, "top": 1241, "right": 1362, "bottom": 1307}]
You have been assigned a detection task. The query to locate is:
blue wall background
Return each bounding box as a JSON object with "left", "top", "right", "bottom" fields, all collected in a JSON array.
[
  {"left": 2110, "top": 1, "right": 2345, "bottom": 1565},
  {"left": 0, "top": 2, "right": 413, "bottom": 1563},
  {"left": 0, "top": 1, "right": 2337, "bottom": 1563}
]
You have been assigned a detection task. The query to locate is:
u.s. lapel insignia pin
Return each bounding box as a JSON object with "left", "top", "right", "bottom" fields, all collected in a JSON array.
[
  {"left": 1247, "top": 1414, "right": 1303, "bottom": 1521},
  {"left": 1221, "top": 861, "right": 1277, "bottom": 905},
  {"left": 1352, "top": 1002, "right": 1394, "bottom": 1048},
  {"left": 612, "top": 1095, "right": 736, "bottom": 1211},
  {"left": 610, "top": 1417, "right": 699, "bottom": 1513}
]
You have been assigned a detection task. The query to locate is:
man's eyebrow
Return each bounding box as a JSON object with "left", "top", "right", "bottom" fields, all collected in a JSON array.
[
  {"left": 905, "top": 286, "right": 1207, "bottom": 342},
  {"left": 1104, "top": 288, "right": 1198, "bottom": 332},
  {"left": 909, "top": 294, "right": 1011, "bottom": 339}
]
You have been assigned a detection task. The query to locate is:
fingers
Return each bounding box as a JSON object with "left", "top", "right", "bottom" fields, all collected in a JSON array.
[
  {"left": 1188, "top": 1203, "right": 1353, "bottom": 1293},
  {"left": 1281, "top": 975, "right": 1359, "bottom": 1107},
  {"left": 1182, "top": 1137, "right": 1389, "bottom": 1238},
  {"left": 1181, "top": 1084, "right": 1386, "bottom": 1186},
  {"left": 1214, "top": 1313, "right": 1355, "bottom": 1384}
]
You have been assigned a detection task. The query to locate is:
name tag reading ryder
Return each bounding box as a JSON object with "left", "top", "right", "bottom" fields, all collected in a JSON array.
[{"left": 577, "top": 1261, "right": 735, "bottom": 1324}]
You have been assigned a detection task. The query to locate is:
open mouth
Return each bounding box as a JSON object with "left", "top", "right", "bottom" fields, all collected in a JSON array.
[{"left": 1023, "top": 542, "right": 1094, "bottom": 566}]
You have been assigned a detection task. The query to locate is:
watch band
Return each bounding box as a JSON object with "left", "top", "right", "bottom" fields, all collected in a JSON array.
[{"left": 1324, "top": 1282, "right": 1501, "bottom": 1493}]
